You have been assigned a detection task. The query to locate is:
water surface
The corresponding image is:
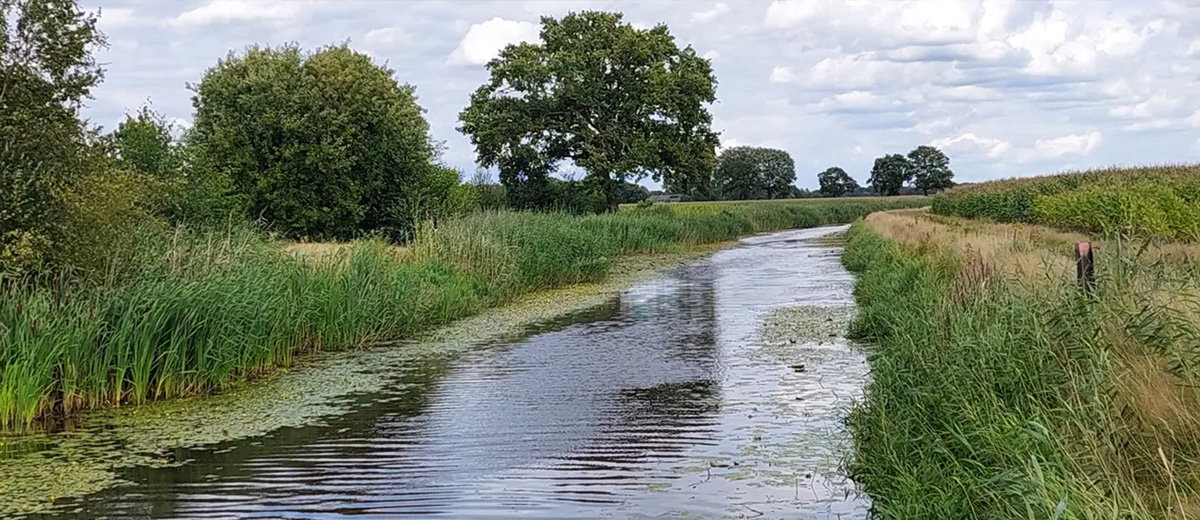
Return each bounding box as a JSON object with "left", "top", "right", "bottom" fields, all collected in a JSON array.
[{"left": 35, "top": 225, "right": 867, "bottom": 519}]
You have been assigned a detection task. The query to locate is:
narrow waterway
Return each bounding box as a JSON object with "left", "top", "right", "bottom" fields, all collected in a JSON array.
[{"left": 33, "top": 225, "right": 868, "bottom": 519}]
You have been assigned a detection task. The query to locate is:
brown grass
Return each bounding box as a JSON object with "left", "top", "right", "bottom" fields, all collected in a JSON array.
[
  {"left": 285, "top": 242, "right": 410, "bottom": 265},
  {"left": 866, "top": 208, "right": 1200, "bottom": 514}
]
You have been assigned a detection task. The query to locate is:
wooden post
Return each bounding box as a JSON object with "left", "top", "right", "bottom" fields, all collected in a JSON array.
[{"left": 1075, "top": 241, "right": 1095, "bottom": 296}]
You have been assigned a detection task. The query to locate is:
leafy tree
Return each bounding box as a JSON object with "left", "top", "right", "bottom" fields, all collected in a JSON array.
[
  {"left": 617, "top": 181, "right": 650, "bottom": 204},
  {"left": 189, "top": 44, "right": 442, "bottom": 241},
  {"left": 0, "top": 0, "right": 118, "bottom": 272},
  {"left": 458, "top": 11, "right": 719, "bottom": 212},
  {"left": 869, "top": 154, "right": 912, "bottom": 196},
  {"left": 712, "top": 146, "right": 796, "bottom": 200},
  {"left": 908, "top": 145, "right": 954, "bottom": 195},
  {"left": 110, "top": 106, "right": 180, "bottom": 181},
  {"left": 817, "top": 166, "right": 858, "bottom": 197}
]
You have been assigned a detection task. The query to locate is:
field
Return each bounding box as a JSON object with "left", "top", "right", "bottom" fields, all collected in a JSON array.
[
  {"left": 846, "top": 205, "right": 1200, "bottom": 518},
  {"left": 0, "top": 198, "right": 926, "bottom": 432},
  {"left": 933, "top": 164, "right": 1200, "bottom": 239}
]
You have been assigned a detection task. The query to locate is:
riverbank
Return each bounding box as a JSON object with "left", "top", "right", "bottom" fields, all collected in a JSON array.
[
  {"left": 0, "top": 198, "right": 925, "bottom": 433},
  {"left": 844, "top": 209, "right": 1200, "bottom": 518},
  {"left": 1, "top": 242, "right": 734, "bottom": 518}
]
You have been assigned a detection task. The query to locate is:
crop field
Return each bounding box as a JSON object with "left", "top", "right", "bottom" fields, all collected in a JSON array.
[{"left": 933, "top": 164, "right": 1200, "bottom": 239}]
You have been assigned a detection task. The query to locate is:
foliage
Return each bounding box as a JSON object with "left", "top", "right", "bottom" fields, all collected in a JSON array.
[
  {"left": 712, "top": 146, "right": 796, "bottom": 200},
  {"left": 844, "top": 212, "right": 1200, "bottom": 518},
  {"left": 0, "top": 0, "right": 111, "bottom": 273},
  {"left": 458, "top": 11, "right": 719, "bottom": 212},
  {"left": 617, "top": 181, "right": 651, "bottom": 204},
  {"left": 932, "top": 164, "right": 1200, "bottom": 239},
  {"left": 467, "top": 168, "right": 508, "bottom": 211},
  {"left": 907, "top": 145, "right": 954, "bottom": 195},
  {"left": 817, "top": 166, "right": 858, "bottom": 197},
  {"left": 868, "top": 154, "right": 912, "bottom": 196},
  {"left": 0, "top": 198, "right": 922, "bottom": 431},
  {"left": 189, "top": 43, "right": 443, "bottom": 241}
]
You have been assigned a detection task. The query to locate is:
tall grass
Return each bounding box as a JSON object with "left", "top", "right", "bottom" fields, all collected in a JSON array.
[
  {"left": 0, "top": 198, "right": 925, "bottom": 432},
  {"left": 845, "top": 211, "right": 1200, "bottom": 518},
  {"left": 932, "top": 164, "right": 1200, "bottom": 240}
]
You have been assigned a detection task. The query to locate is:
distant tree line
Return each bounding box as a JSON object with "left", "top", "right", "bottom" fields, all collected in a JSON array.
[{"left": 816, "top": 145, "right": 955, "bottom": 198}]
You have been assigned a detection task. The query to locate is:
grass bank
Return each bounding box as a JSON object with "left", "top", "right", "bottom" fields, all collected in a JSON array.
[
  {"left": 845, "top": 209, "right": 1200, "bottom": 518},
  {"left": 0, "top": 198, "right": 924, "bottom": 432},
  {"left": 933, "top": 164, "right": 1200, "bottom": 240}
]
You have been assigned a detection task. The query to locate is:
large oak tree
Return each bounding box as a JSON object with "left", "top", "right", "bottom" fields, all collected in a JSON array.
[{"left": 458, "top": 11, "right": 719, "bottom": 211}]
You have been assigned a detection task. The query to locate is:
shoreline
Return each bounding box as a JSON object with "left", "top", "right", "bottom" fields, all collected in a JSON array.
[{"left": 0, "top": 242, "right": 734, "bottom": 518}]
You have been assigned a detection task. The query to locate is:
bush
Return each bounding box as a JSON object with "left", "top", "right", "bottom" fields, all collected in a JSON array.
[{"left": 188, "top": 43, "right": 445, "bottom": 241}]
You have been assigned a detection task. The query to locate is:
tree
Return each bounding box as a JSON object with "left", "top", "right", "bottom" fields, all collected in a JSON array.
[
  {"left": 189, "top": 44, "right": 443, "bottom": 241},
  {"left": 908, "top": 145, "right": 954, "bottom": 195},
  {"left": 817, "top": 166, "right": 858, "bottom": 197},
  {"left": 869, "top": 154, "right": 912, "bottom": 196},
  {"left": 1, "top": 0, "right": 110, "bottom": 272},
  {"left": 458, "top": 11, "right": 719, "bottom": 212},
  {"left": 712, "top": 146, "right": 796, "bottom": 200},
  {"left": 110, "top": 106, "right": 180, "bottom": 180},
  {"left": 617, "top": 181, "right": 650, "bottom": 204}
]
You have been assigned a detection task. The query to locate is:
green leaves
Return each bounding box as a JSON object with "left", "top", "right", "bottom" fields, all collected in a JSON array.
[
  {"left": 909, "top": 145, "right": 954, "bottom": 195},
  {"left": 458, "top": 11, "right": 719, "bottom": 211},
  {"left": 713, "top": 146, "right": 797, "bottom": 200},
  {"left": 869, "top": 154, "right": 912, "bottom": 196},
  {"left": 189, "top": 44, "right": 440, "bottom": 241},
  {"left": 818, "top": 166, "right": 858, "bottom": 198}
]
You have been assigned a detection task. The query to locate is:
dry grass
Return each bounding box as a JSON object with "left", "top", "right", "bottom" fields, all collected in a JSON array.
[
  {"left": 285, "top": 241, "right": 410, "bottom": 265},
  {"left": 859, "top": 208, "right": 1200, "bottom": 516}
]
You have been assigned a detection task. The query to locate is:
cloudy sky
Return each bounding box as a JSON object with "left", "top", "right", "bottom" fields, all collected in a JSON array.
[{"left": 82, "top": 0, "right": 1200, "bottom": 189}]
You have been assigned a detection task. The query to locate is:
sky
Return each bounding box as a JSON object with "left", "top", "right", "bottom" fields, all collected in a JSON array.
[{"left": 81, "top": 0, "right": 1200, "bottom": 190}]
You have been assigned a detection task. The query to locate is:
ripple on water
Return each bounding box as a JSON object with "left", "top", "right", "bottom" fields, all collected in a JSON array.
[{"left": 19, "top": 226, "right": 870, "bottom": 520}]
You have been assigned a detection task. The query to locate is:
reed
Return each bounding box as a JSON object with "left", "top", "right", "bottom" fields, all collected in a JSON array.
[
  {"left": 845, "top": 210, "right": 1200, "bottom": 518},
  {"left": 0, "top": 198, "right": 926, "bottom": 432}
]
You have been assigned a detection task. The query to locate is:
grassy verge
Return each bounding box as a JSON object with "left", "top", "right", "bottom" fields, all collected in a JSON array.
[
  {"left": 0, "top": 198, "right": 925, "bottom": 432},
  {"left": 845, "top": 209, "right": 1200, "bottom": 519},
  {"left": 932, "top": 164, "right": 1200, "bottom": 239}
]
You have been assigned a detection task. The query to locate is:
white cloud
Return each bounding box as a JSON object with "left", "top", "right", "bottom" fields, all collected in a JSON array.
[
  {"left": 171, "top": 0, "right": 307, "bottom": 28},
  {"left": 703, "top": 50, "right": 721, "bottom": 61},
  {"left": 1035, "top": 131, "right": 1103, "bottom": 158},
  {"left": 769, "top": 66, "right": 800, "bottom": 83},
  {"left": 932, "top": 133, "right": 1011, "bottom": 158},
  {"left": 363, "top": 28, "right": 408, "bottom": 49},
  {"left": 449, "top": 17, "right": 540, "bottom": 66},
  {"left": 98, "top": 7, "right": 144, "bottom": 30},
  {"left": 692, "top": 3, "right": 730, "bottom": 23}
]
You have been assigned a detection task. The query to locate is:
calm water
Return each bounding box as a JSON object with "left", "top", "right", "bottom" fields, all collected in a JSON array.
[{"left": 34, "top": 225, "right": 868, "bottom": 519}]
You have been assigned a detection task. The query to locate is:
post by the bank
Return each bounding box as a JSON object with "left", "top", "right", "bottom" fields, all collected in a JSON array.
[{"left": 1075, "top": 241, "right": 1095, "bottom": 296}]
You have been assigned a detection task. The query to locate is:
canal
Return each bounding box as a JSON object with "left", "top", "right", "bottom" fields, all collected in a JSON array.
[{"left": 31, "top": 225, "right": 868, "bottom": 519}]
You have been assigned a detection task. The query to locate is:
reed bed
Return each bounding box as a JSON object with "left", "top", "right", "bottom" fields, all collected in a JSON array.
[
  {"left": 846, "top": 209, "right": 1200, "bottom": 519},
  {"left": 933, "top": 164, "right": 1200, "bottom": 240},
  {"left": 0, "top": 198, "right": 924, "bottom": 432}
]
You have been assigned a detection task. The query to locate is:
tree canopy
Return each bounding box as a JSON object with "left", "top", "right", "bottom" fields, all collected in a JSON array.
[
  {"left": 869, "top": 154, "right": 912, "bottom": 196},
  {"left": 817, "top": 166, "right": 857, "bottom": 197},
  {"left": 458, "top": 11, "right": 719, "bottom": 211},
  {"left": 189, "top": 44, "right": 443, "bottom": 241},
  {"left": 1, "top": 0, "right": 108, "bottom": 271},
  {"left": 908, "top": 145, "right": 954, "bottom": 195},
  {"left": 712, "top": 146, "right": 796, "bottom": 200}
]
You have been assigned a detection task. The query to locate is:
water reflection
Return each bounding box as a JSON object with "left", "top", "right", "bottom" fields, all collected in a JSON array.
[{"left": 34, "top": 225, "right": 866, "bottom": 519}]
